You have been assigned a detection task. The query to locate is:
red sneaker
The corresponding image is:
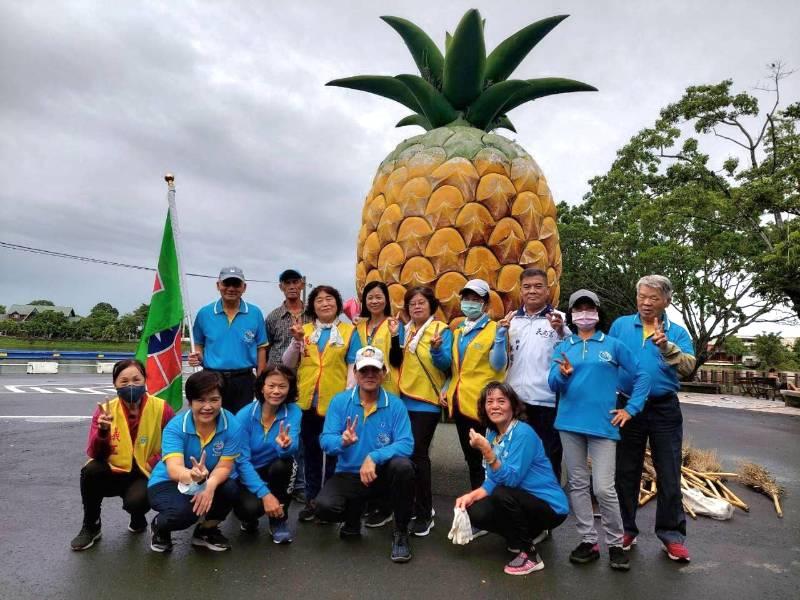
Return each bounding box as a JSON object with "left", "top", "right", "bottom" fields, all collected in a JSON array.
[
  {"left": 663, "top": 542, "right": 691, "bottom": 562},
  {"left": 622, "top": 534, "right": 637, "bottom": 551}
]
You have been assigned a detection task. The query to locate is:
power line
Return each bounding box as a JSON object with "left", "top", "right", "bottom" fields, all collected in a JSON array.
[{"left": 0, "top": 241, "right": 277, "bottom": 283}]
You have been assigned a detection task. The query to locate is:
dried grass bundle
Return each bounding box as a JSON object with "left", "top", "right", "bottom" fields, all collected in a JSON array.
[{"left": 738, "top": 461, "right": 784, "bottom": 517}]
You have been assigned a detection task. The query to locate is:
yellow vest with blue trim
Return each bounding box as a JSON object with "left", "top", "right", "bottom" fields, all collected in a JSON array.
[
  {"left": 297, "top": 322, "right": 355, "bottom": 416},
  {"left": 107, "top": 395, "right": 166, "bottom": 477},
  {"left": 357, "top": 319, "right": 400, "bottom": 395},
  {"left": 447, "top": 321, "right": 505, "bottom": 421},
  {"left": 399, "top": 320, "right": 448, "bottom": 405}
]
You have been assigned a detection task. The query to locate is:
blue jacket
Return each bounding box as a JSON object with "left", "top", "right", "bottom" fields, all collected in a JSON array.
[
  {"left": 548, "top": 332, "right": 651, "bottom": 441},
  {"left": 234, "top": 401, "right": 302, "bottom": 498},
  {"left": 482, "top": 421, "right": 569, "bottom": 515},
  {"left": 320, "top": 387, "right": 413, "bottom": 473},
  {"left": 608, "top": 314, "right": 694, "bottom": 397}
]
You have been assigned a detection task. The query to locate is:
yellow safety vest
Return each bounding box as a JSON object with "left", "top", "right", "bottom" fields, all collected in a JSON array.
[
  {"left": 107, "top": 395, "right": 166, "bottom": 477},
  {"left": 447, "top": 321, "right": 505, "bottom": 421},
  {"left": 398, "top": 320, "right": 448, "bottom": 405},
  {"left": 297, "top": 322, "right": 355, "bottom": 416},
  {"left": 357, "top": 318, "right": 400, "bottom": 395}
]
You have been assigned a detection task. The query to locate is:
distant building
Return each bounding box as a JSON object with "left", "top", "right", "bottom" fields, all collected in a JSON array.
[{"left": 5, "top": 304, "right": 81, "bottom": 322}]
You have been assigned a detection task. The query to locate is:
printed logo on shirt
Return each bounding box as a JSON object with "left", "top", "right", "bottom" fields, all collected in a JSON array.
[
  {"left": 598, "top": 351, "right": 613, "bottom": 362},
  {"left": 139, "top": 435, "right": 148, "bottom": 446},
  {"left": 243, "top": 329, "right": 256, "bottom": 343},
  {"left": 212, "top": 440, "right": 225, "bottom": 456},
  {"left": 473, "top": 343, "right": 484, "bottom": 350},
  {"left": 376, "top": 429, "right": 392, "bottom": 447}
]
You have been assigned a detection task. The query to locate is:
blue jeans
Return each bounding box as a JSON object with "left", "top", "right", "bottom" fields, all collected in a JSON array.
[
  {"left": 615, "top": 393, "right": 685, "bottom": 544},
  {"left": 148, "top": 478, "right": 238, "bottom": 532}
]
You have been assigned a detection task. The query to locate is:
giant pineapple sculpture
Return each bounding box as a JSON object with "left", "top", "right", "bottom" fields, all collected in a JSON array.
[{"left": 329, "top": 10, "right": 596, "bottom": 321}]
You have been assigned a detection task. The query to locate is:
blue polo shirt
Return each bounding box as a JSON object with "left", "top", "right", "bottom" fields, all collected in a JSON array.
[
  {"left": 608, "top": 313, "right": 694, "bottom": 397},
  {"left": 193, "top": 299, "right": 268, "bottom": 370},
  {"left": 148, "top": 408, "right": 242, "bottom": 488}
]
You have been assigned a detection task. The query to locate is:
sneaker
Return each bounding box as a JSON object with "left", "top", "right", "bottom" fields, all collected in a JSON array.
[
  {"left": 532, "top": 529, "right": 549, "bottom": 545},
  {"left": 569, "top": 542, "right": 600, "bottom": 564},
  {"left": 128, "top": 513, "right": 147, "bottom": 533},
  {"left": 471, "top": 526, "right": 488, "bottom": 539},
  {"left": 239, "top": 520, "right": 259, "bottom": 533},
  {"left": 298, "top": 501, "right": 316, "bottom": 522},
  {"left": 663, "top": 542, "right": 691, "bottom": 563},
  {"left": 70, "top": 521, "right": 101, "bottom": 551},
  {"left": 622, "top": 533, "right": 637, "bottom": 551},
  {"left": 365, "top": 509, "right": 394, "bottom": 528},
  {"left": 609, "top": 546, "right": 630, "bottom": 571},
  {"left": 504, "top": 551, "right": 544, "bottom": 575},
  {"left": 391, "top": 530, "right": 412, "bottom": 563},
  {"left": 411, "top": 515, "right": 434, "bottom": 537},
  {"left": 191, "top": 525, "right": 231, "bottom": 552},
  {"left": 270, "top": 520, "right": 293, "bottom": 544},
  {"left": 339, "top": 521, "right": 362, "bottom": 538},
  {"left": 149, "top": 518, "right": 172, "bottom": 553},
  {"left": 292, "top": 489, "right": 307, "bottom": 504}
]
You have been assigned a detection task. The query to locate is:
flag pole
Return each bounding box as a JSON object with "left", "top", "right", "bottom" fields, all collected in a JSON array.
[{"left": 164, "top": 173, "right": 196, "bottom": 355}]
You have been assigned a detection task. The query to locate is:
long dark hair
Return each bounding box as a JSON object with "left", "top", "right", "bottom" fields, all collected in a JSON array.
[
  {"left": 254, "top": 365, "right": 298, "bottom": 405},
  {"left": 306, "top": 285, "right": 343, "bottom": 320},
  {"left": 112, "top": 359, "right": 146, "bottom": 384},
  {"left": 477, "top": 381, "right": 528, "bottom": 433},
  {"left": 360, "top": 281, "right": 391, "bottom": 318}
]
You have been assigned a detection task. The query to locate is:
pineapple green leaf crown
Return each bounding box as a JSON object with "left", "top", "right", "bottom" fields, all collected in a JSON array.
[{"left": 327, "top": 9, "right": 597, "bottom": 133}]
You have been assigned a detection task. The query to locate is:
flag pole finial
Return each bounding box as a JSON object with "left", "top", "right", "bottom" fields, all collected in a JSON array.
[{"left": 164, "top": 173, "right": 175, "bottom": 189}]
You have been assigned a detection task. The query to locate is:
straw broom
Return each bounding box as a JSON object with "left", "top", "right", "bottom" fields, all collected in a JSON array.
[{"left": 738, "top": 462, "right": 784, "bottom": 517}]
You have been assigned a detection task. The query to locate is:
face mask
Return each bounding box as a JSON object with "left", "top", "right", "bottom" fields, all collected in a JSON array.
[
  {"left": 572, "top": 310, "right": 599, "bottom": 330},
  {"left": 460, "top": 300, "right": 484, "bottom": 320},
  {"left": 117, "top": 385, "right": 147, "bottom": 405}
]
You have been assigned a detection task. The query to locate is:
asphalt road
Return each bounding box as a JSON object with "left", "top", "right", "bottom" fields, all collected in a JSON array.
[{"left": 1, "top": 375, "right": 798, "bottom": 599}]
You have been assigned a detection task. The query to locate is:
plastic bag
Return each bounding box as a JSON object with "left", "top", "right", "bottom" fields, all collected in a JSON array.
[
  {"left": 448, "top": 507, "right": 474, "bottom": 545},
  {"left": 682, "top": 487, "right": 734, "bottom": 520}
]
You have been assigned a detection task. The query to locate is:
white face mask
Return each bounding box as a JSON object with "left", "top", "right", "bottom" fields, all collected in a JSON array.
[{"left": 572, "top": 310, "right": 599, "bottom": 330}]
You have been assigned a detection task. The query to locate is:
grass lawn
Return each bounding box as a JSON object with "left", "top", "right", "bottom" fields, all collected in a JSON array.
[{"left": 0, "top": 337, "right": 192, "bottom": 353}]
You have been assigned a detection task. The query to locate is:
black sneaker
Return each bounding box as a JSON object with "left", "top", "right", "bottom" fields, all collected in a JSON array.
[
  {"left": 339, "top": 521, "right": 362, "bottom": 538},
  {"left": 70, "top": 521, "right": 101, "bottom": 551},
  {"left": 191, "top": 525, "right": 231, "bottom": 552},
  {"left": 128, "top": 513, "right": 147, "bottom": 533},
  {"left": 150, "top": 518, "right": 172, "bottom": 553},
  {"left": 391, "top": 530, "right": 412, "bottom": 563},
  {"left": 365, "top": 508, "right": 393, "bottom": 528},
  {"left": 298, "top": 501, "right": 316, "bottom": 522},
  {"left": 411, "top": 515, "right": 434, "bottom": 537},
  {"left": 239, "top": 520, "right": 259, "bottom": 533},
  {"left": 609, "top": 546, "right": 630, "bottom": 571},
  {"left": 569, "top": 542, "right": 600, "bottom": 564},
  {"left": 292, "top": 489, "right": 307, "bottom": 504}
]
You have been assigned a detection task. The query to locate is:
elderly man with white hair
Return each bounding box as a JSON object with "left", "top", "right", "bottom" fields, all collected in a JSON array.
[{"left": 609, "top": 275, "right": 696, "bottom": 563}]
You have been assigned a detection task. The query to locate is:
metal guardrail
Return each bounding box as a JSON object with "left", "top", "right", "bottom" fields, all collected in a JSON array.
[{"left": 0, "top": 350, "right": 188, "bottom": 360}]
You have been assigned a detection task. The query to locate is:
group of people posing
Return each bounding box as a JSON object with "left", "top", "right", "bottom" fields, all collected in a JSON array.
[{"left": 71, "top": 266, "right": 696, "bottom": 575}]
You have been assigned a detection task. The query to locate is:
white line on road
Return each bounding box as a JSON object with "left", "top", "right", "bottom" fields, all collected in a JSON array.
[
  {"left": 55, "top": 387, "right": 80, "bottom": 394},
  {"left": 0, "top": 415, "right": 91, "bottom": 421},
  {"left": 28, "top": 387, "right": 54, "bottom": 394},
  {"left": 79, "top": 388, "right": 105, "bottom": 395},
  {"left": 4, "top": 386, "right": 26, "bottom": 393}
]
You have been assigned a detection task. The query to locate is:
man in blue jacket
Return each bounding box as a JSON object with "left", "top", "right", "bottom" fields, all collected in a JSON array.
[
  {"left": 316, "top": 346, "right": 415, "bottom": 563},
  {"left": 609, "top": 275, "right": 696, "bottom": 563}
]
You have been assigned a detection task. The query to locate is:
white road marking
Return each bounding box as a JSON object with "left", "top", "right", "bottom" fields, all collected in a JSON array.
[
  {"left": 0, "top": 415, "right": 91, "bottom": 421},
  {"left": 55, "top": 387, "right": 80, "bottom": 394},
  {"left": 4, "top": 386, "right": 26, "bottom": 393},
  {"left": 28, "top": 387, "right": 54, "bottom": 394},
  {"left": 79, "top": 387, "right": 105, "bottom": 395}
]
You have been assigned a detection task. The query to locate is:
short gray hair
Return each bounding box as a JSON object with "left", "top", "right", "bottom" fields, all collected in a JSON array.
[{"left": 636, "top": 275, "right": 673, "bottom": 301}]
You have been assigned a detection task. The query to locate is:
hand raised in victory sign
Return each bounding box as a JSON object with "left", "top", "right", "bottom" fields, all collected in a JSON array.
[
  {"left": 430, "top": 323, "right": 443, "bottom": 349},
  {"left": 467, "top": 428, "right": 491, "bottom": 454},
  {"left": 275, "top": 421, "right": 292, "bottom": 449},
  {"left": 498, "top": 311, "right": 515, "bottom": 329},
  {"left": 289, "top": 315, "right": 305, "bottom": 342},
  {"left": 341, "top": 415, "right": 359, "bottom": 447},
  {"left": 388, "top": 313, "right": 401, "bottom": 336},
  {"left": 189, "top": 450, "right": 209, "bottom": 483},
  {"left": 96, "top": 400, "right": 113, "bottom": 431},
  {"left": 555, "top": 352, "right": 574, "bottom": 377},
  {"left": 650, "top": 318, "right": 668, "bottom": 350}
]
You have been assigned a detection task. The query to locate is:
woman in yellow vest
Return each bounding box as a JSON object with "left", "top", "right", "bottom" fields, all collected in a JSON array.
[
  {"left": 282, "top": 284, "right": 361, "bottom": 521},
  {"left": 356, "top": 281, "right": 401, "bottom": 395},
  {"left": 386, "top": 286, "right": 452, "bottom": 536},
  {"left": 445, "top": 279, "right": 508, "bottom": 492},
  {"left": 70, "top": 359, "right": 174, "bottom": 551}
]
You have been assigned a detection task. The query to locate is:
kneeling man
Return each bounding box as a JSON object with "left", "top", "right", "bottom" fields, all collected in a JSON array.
[{"left": 316, "top": 346, "right": 415, "bottom": 563}]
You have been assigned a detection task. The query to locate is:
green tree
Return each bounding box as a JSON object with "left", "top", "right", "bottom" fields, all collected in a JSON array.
[
  {"left": 0, "top": 305, "right": 6, "bottom": 314},
  {"left": 722, "top": 335, "right": 748, "bottom": 359},
  {"left": 28, "top": 299, "right": 55, "bottom": 306},
  {"left": 21, "top": 311, "right": 72, "bottom": 339},
  {"left": 751, "top": 333, "right": 788, "bottom": 369},
  {"left": 89, "top": 302, "right": 119, "bottom": 318},
  {"left": 792, "top": 338, "right": 800, "bottom": 364}
]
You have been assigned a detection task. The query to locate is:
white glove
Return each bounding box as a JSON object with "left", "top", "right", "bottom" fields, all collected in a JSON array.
[{"left": 449, "top": 507, "right": 474, "bottom": 545}]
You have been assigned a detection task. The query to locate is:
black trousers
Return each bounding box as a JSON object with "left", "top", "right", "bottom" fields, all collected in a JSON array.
[
  {"left": 615, "top": 393, "right": 686, "bottom": 544},
  {"left": 468, "top": 485, "right": 567, "bottom": 550},
  {"left": 300, "top": 410, "right": 336, "bottom": 501},
  {"left": 454, "top": 410, "right": 486, "bottom": 490},
  {"left": 148, "top": 479, "right": 238, "bottom": 533},
  {"left": 80, "top": 460, "right": 149, "bottom": 525},
  {"left": 233, "top": 458, "right": 297, "bottom": 523},
  {"left": 210, "top": 369, "right": 255, "bottom": 414},
  {"left": 409, "top": 411, "right": 440, "bottom": 518},
  {"left": 524, "top": 404, "right": 563, "bottom": 482},
  {"left": 315, "top": 458, "right": 415, "bottom": 530}
]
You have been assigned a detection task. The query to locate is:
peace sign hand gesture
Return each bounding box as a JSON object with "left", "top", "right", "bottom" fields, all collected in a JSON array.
[
  {"left": 651, "top": 318, "right": 668, "bottom": 350},
  {"left": 498, "top": 311, "right": 515, "bottom": 329},
  {"left": 388, "top": 313, "right": 401, "bottom": 337},
  {"left": 276, "top": 421, "right": 292, "bottom": 449},
  {"left": 430, "top": 323, "right": 443, "bottom": 349},
  {"left": 189, "top": 450, "right": 209, "bottom": 483},
  {"left": 341, "top": 415, "right": 359, "bottom": 447},
  {"left": 555, "top": 352, "right": 574, "bottom": 377},
  {"left": 289, "top": 316, "right": 305, "bottom": 342},
  {"left": 96, "top": 400, "right": 113, "bottom": 431}
]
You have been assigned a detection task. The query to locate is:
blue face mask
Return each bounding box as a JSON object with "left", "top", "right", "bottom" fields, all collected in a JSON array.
[
  {"left": 116, "top": 385, "right": 147, "bottom": 405},
  {"left": 460, "top": 300, "right": 484, "bottom": 320}
]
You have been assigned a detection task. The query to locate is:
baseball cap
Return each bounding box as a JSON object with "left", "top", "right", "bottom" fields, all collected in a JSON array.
[
  {"left": 354, "top": 345, "right": 385, "bottom": 371},
  {"left": 459, "top": 279, "right": 490, "bottom": 298},
  {"left": 219, "top": 266, "right": 245, "bottom": 282},
  {"left": 568, "top": 289, "right": 600, "bottom": 310},
  {"left": 279, "top": 269, "right": 303, "bottom": 282}
]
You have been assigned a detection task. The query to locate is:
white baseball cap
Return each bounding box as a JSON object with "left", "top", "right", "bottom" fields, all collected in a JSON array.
[
  {"left": 460, "top": 279, "right": 490, "bottom": 298},
  {"left": 355, "top": 345, "right": 385, "bottom": 371}
]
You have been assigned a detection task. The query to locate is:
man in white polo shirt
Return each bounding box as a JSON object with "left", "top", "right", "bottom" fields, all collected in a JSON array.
[{"left": 497, "top": 268, "right": 569, "bottom": 481}]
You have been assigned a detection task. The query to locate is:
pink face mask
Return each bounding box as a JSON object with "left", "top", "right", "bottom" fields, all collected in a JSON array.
[{"left": 572, "top": 310, "right": 599, "bottom": 330}]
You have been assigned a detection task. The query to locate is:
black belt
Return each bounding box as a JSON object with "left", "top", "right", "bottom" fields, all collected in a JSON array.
[{"left": 207, "top": 367, "right": 253, "bottom": 377}]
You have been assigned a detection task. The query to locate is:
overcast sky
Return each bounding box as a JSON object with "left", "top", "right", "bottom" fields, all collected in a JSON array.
[{"left": 1, "top": 0, "right": 798, "bottom": 336}]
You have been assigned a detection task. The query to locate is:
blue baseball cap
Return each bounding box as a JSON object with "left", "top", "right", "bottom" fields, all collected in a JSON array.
[{"left": 279, "top": 269, "right": 303, "bottom": 282}]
